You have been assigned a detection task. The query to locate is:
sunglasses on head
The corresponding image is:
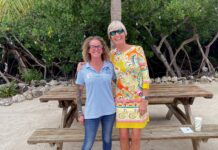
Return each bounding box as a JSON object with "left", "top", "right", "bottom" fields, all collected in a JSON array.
[{"left": 110, "top": 29, "right": 124, "bottom": 36}]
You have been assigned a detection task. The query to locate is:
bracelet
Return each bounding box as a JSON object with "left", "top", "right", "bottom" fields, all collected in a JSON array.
[{"left": 141, "top": 96, "right": 149, "bottom": 100}]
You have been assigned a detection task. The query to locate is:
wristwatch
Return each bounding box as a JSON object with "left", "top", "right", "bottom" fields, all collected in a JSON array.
[{"left": 141, "top": 96, "right": 149, "bottom": 100}]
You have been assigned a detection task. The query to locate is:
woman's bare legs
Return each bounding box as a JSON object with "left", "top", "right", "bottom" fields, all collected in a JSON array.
[
  {"left": 119, "top": 128, "right": 130, "bottom": 150},
  {"left": 130, "top": 128, "right": 141, "bottom": 150}
]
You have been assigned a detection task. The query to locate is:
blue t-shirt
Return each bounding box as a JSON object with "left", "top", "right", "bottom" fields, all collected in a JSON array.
[{"left": 75, "top": 61, "right": 116, "bottom": 119}]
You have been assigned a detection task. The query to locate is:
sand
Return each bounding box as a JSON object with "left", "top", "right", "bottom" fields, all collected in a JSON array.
[{"left": 0, "top": 82, "right": 218, "bottom": 150}]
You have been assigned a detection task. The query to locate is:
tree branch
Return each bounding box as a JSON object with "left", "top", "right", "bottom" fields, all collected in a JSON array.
[
  {"left": 12, "top": 34, "right": 47, "bottom": 79},
  {"left": 196, "top": 36, "right": 215, "bottom": 74},
  {"left": 0, "top": 71, "right": 10, "bottom": 83},
  {"left": 199, "top": 32, "right": 218, "bottom": 73},
  {"left": 152, "top": 35, "right": 176, "bottom": 76},
  {"left": 169, "top": 34, "right": 198, "bottom": 67},
  {"left": 164, "top": 38, "right": 181, "bottom": 77}
]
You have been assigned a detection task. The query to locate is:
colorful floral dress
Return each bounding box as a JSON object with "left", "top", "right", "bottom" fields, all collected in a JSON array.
[{"left": 110, "top": 45, "right": 150, "bottom": 128}]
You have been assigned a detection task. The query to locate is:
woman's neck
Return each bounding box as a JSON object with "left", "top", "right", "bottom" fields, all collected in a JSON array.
[
  {"left": 116, "top": 43, "right": 131, "bottom": 52},
  {"left": 90, "top": 58, "right": 103, "bottom": 65},
  {"left": 89, "top": 58, "right": 104, "bottom": 72}
]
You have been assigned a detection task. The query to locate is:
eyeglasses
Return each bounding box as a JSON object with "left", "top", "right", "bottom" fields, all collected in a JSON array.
[
  {"left": 89, "top": 45, "right": 103, "bottom": 49},
  {"left": 110, "top": 29, "right": 124, "bottom": 36}
]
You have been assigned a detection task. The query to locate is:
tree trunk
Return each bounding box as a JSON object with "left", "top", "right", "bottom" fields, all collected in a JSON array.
[
  {"left": 164, "top": 39, "right": 181, "bottom": 77},
  {"left": 10, "top": 49, "right": 27, "bottom": 73},
  {"left": 111, "top": 0, "right": 121, "bottom": 21},
  {"left": 196, "top": 36, "right": 215, "bottom": 74},
  {"left": 169, "top": 34, "right": 198, "bottom": 68},
  {"left": 152, "top": 35, "right": 176, "bottom": 76},
  {"left": 13, "top": 35, "right": 47, "bottom": 79},
  {"left": 110, "top": 0, "right": 121, "bottom": 48},
  {"left": 199, "top": 32, "right": 218, "bottom": 73},
  {"left": 0, "top": 71, "right": 10, "bottom": 83}
]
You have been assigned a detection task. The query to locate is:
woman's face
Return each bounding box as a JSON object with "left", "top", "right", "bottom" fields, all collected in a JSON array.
[
  {"left": 110, "top": 28, "right": 126, "bottom": 46},
  {"left": 88, "top": 39, "right": 103, "bottom": 59}
]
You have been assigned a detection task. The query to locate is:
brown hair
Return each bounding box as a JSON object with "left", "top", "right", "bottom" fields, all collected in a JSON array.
[{"left": 82, "top": 36, "right": 110, "bottom": 62}]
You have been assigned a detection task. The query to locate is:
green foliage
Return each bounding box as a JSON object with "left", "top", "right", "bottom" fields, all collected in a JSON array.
[
  {"left": 122, "top": 0, "right": 218, "bottom": 57},
  {"left": 3, "top": 0, "right": 110, "bottom": 67},
  {"left": 0, "top": 0, "right": 217, "bottom": 77},
  {"left": 21, "top": 69, "right": 43, "bottom": 83},
  {"left": 0, "top": 81, "right": 18, "bottom": 98}
]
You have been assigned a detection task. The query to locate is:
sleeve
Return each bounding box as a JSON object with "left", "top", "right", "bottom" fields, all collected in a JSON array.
[
  {"left": 75, "top": 70, "right": 84, "bottom": 115},
  {"left": 75, "top": 70, "right": 85, "bottom": 86},
  {"left": 137, "top": 46, "right": 150, "bottom": 89}
]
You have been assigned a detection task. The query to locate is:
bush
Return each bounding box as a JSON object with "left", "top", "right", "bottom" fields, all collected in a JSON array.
[
  {"left": 21, "top": 69, "right": 43, "bottom": 83},
  {"left": 0, "top": 81, "right": 18, "bottom": 98}
]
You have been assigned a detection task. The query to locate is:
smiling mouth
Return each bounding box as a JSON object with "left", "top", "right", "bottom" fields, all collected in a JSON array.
[{"left": 115, "top": 37, "right": 122, "bottom": 41}]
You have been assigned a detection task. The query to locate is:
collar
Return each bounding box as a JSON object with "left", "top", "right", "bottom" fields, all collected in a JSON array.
[{"left": 85, "top": 61, "right": 110, "bottom": 70}]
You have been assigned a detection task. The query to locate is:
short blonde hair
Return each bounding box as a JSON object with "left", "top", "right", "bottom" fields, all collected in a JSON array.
[
  {"left": 107, "top": 20, "right": 127, "bottom": 39},
  {"left": 82, "top": 36, "right": 110, "bottom": 62}
]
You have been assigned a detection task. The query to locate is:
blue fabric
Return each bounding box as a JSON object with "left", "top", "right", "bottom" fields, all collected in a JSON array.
[
  {"left": 82, "top": 113, "right": 116, "bottom": 150},
  {"left": 75, "top": 61, "right": 116, "bottom": 119}
]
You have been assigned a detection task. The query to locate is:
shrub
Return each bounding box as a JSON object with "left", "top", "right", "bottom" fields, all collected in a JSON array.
[
  {"left": 0, "top": 81, "right": 18, "bottom": 98},
  {"left": 21, "top": 69, "right": 43, "bottom": 83}
]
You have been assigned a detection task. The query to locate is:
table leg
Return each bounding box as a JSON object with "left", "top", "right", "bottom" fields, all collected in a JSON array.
[
  {"left": 181, "top": 97, "right": 200, "bottom": 150},
  {"left": 165, "top": 99, "right": 179, "bottom": 120},
  {"left": 192, "top": 140, "right": 200, "bottom": 150},
  {"left": 166, "top": 104, "right": 187, "bottom": 124},
  {"left": 65, "top": 104, "right": 77, "bottom": 128},
  {"left": 183, "top": 97, "right": 194, "bottom": 124},
  {"left": 56, "top": 105, "right": 68, "bottom": 150},
  {"left": 60, "top": 107, "right": 68, "bottom": 128},
  {"left": 184, "top": 104, "right": 193, "bottom": 124},
  {"left": 56, "top": 143, "right": 63, "bottom": 150},
  {"left": 166, "top": 109, "right": 173, "bottom": 120}
]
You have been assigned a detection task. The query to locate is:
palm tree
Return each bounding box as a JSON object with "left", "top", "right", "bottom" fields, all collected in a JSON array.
[
  {"left": 111, "top": 0, "right": 121, "bottom": 21},
  {"left": 0, "top": 0, "right": 34, "bottom": 22},
  {"left": 110, "top": 0, "right": 121, "bottom": 48}
]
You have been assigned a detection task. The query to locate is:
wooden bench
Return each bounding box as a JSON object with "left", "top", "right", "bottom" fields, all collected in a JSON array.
[{"left": 27, "top": 124, "right": 218, "bottom": 150}]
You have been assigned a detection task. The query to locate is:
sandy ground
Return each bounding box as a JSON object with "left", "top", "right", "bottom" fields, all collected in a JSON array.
[{"left": 0, "top": 82, "right": 218, "bottom": 150}]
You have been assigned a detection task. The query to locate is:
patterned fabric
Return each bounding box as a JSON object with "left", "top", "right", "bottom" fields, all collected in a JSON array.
[{"left": 110, "top": 45, "right": 150, "bottom": 128}]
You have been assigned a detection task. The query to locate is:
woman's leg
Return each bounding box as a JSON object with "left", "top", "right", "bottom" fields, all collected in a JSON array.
[
  {"left": 119, "top": 128, "right": 130, "bottom": 150},
  {"left": 82, "top": 118, "right": 100, "bottom": 150},
  {"left": 130, "top": 128, "right": 141, "bottom": 150},
  {"left": 101, "top": 113, "right": 116, "bottom": 150}
]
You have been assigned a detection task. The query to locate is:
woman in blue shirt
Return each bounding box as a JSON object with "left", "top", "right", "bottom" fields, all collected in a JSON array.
[{"left": 75, "top": 36, "right": 116, "bottom": 150}]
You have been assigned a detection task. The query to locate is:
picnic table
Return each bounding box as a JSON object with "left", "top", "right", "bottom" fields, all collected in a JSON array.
[
  {"left": 40, "top": 84, "right": 213, "bottom": 127},
  {"left": 30, "top": 83, "right": 215, "bottom": 150}
]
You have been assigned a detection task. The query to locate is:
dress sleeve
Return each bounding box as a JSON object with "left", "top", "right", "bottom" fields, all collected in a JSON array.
[{"left": 137, "top": 46, "right": 150, "bottom": 89}]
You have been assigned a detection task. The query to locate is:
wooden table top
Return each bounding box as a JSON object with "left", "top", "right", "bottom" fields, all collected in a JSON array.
[{"left": 39, "top": 84, "right": 213, "bottom": 102}]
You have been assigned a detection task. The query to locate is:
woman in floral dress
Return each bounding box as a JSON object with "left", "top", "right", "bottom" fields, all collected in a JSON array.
[{"left": 108, "top": 20, "right": 150, "bottom": 150}]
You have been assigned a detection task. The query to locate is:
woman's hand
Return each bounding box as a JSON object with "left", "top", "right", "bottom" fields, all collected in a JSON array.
[
  {"left": 78, "top": 115, "right": 84, "bottom": 125},
  {"left": 139, "top": 100, "right": 148, "bottom": 116},
  {"left": 77, "top": 62, "right": 85, "bottom": 71}
]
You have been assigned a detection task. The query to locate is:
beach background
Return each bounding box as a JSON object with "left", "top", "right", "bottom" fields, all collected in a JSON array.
[{"left": 0, "top": 82, "right": 218, "bottom": 150}]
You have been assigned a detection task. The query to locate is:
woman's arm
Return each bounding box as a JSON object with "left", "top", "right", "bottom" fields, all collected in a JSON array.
[
  {"left": 76, "top": 84, "right": 84, "bottom": 125},
  {"left": 77, "top": 62, "right": 85, "bottom": 72},
  {"left": 137, "top": 46, "right": 150, "bottom": 116}
]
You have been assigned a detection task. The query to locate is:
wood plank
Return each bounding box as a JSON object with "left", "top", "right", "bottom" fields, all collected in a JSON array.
[
  {"left": 166, "top": 104, "right": 187, "bottom": 124},
  {"left": 40, "top": 84, "right": 213, "bottom": 102},
  {"left": 28, "top": 124, "right": 218, "bottom": 144}
]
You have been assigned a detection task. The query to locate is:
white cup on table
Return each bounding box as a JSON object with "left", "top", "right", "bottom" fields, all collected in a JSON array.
[{"left": 194, "top": 117, "right": 203, "bottom": 132}]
